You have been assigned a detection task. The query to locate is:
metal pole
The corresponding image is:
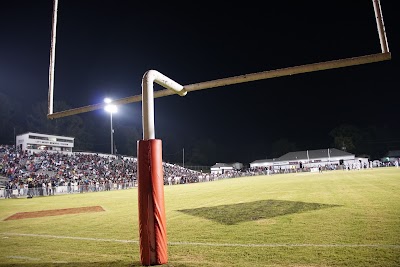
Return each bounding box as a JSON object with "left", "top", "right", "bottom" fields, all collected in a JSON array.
[
  {"left": 272, "top": 159, "right": 275, "bottom": 172},
  {"left": 110, "top": 112, "right": 113, "bottom": 155},
  {"left": 328, "top": 148, "right": 331, "bottom": 163},
  {"left": 142, "top": 70, "right": 187, "bottom": 140},
  {"left": 183, "top": 148, "right": 185, "bottom": 168},
  {"left": 48, "top": 0, "right": 58, "bottom": 115},
  {"left": 47, "top": 53, "right": 391, "bottom": 120},
  {"left": 372, "top": 0, "right": 390, "bottom": 53}
]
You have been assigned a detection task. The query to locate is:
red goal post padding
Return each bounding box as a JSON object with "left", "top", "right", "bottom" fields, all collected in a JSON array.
[{"left": 137, "top": 139, "right": 168, "bottom": 265}]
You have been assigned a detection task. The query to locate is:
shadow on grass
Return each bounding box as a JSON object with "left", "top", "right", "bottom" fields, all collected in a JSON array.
[{"left": 178, "top": 199, "right": 341, "bottom": 225}]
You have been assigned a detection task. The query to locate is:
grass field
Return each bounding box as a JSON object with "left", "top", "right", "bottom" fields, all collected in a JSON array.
[{"left": 0, "top": 168, "right": 399, "bottom": 267}]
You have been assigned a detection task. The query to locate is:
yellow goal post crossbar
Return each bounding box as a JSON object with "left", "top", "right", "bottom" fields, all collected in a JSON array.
[{"left": 47, "top": 0, "right": 391, "bottom": 120}]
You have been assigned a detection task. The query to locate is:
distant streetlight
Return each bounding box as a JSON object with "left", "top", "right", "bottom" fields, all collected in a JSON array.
[{"left": 104, "top": 98, "right": 117, "bottom": 155}]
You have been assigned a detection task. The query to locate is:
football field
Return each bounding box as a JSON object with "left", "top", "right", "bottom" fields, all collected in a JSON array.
[{"left": 0, "top": 167, "right": 399, "bottom": 266}]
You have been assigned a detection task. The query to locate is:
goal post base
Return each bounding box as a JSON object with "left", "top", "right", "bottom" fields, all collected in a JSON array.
[{"left": 137, "top": 139, "right": 168, "bottom": 265}]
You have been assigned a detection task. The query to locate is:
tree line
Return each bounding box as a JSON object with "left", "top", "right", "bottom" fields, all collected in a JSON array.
[{"left": 0, "top": 92, "right": 397, "bottom": 166}]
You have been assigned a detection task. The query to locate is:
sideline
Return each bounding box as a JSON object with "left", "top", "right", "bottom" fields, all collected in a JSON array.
[{"left": 2, "top": 233, "right": 400, "bottom": 249}]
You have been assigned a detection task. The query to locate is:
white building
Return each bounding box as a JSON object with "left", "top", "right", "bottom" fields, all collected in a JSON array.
[
  {"left": 380, "top": 150, "right": 400, "bottom": 165},
  {"left": 210, "top": 162, "right": 243, "bottom": 174},
  {"left": 210, "top": 163, "right": 234, "bottom": 174},
  {"left": 250, "top": 148, "right": 363, "bottom": 171},
  {"left": 16, "top": 132, "right": 74, "bottom": 154}
]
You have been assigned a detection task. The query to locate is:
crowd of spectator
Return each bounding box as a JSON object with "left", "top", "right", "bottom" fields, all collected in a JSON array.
[
  {"left": 4, "top": 144, "right": 393, "bottom": 199},
  {"left": 0, "top": 145, "right": 248, "bottom": 198}
]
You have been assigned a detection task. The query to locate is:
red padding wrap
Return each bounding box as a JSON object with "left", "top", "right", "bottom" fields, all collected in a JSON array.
[{"left": 137, "top": 139, "right": 168, "bottom": 266}]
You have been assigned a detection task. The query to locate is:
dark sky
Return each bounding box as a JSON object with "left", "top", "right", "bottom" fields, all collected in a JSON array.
[{"left": 1, "top": 0, "right": 399, "bottom": 164}]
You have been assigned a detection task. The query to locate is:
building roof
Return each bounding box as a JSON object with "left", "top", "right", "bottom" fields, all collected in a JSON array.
[
  {"left": 251, "top": 148, "right": 354, "bottom": 164},
  {"left": 386, "top": 150, "right": 400, "bottom": 157},
  {"left": 251, "top": 159, "right": 275, "bottom": 164},
  {"left": 17, "top": 132, "right": 75, "bottom": 139},
  {"left": 210, "top": 163, "right": 234, "bottom": 169},
  {"left": 279, "top": 148, "right": 353, "bottom": 161}
]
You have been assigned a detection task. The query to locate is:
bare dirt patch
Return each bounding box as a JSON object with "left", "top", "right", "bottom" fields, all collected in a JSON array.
[{"left": 4, "top": 206, "right": 105, "bottom": 221}]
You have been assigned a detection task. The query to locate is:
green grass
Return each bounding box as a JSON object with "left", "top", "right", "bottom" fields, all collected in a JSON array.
[{"left": 1, "top": 168, "right": 399, "bottom": 266}]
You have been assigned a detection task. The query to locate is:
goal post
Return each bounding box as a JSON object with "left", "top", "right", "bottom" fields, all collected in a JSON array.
[
  {"left": 46, "top": 1, "right": 391, "bottom": 266},
  {"left": 47, "top": 0, "right": 390, "bottom": 120}
]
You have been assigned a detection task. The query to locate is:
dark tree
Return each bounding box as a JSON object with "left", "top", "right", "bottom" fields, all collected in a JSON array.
[
  {"left": 190, "top": 138, "right": 217, "bottom": 166},
  {"left": 270, "top": 138, "right": 296, "bottom": 158},
  {"left": 362, "top": 124, "right": 399, "bottom": 159},
  {"left": 27, "top": 101, "right": 93, "bottom": 151},
  {"left": 329, "top": 124, "right": 362, "bottom": 154},
  {"left": 0, "top": 93, "right": 24, "bottom": 145},
  {"left": 114, "top": 123, "right": 141, "bottom": 156}
]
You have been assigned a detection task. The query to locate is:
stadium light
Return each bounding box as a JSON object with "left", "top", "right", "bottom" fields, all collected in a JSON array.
[{"left": 104, "top": 98, "right": 117, "bottom": 155}]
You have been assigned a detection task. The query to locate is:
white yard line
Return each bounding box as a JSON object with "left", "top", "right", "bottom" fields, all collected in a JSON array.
[
  {"left": 2, "top": 233, "right": 400, "bottom": 249},
  {"left": 6, "top": 255, "right": 40, "bottom": 261},
  {"left": 3, "top": 233, "right": 138, "bottom": 243}
]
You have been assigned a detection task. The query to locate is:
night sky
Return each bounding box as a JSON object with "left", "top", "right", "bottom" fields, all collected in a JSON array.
[{"left": 1, "top": 0, "right": 399, "bottom": 165}]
